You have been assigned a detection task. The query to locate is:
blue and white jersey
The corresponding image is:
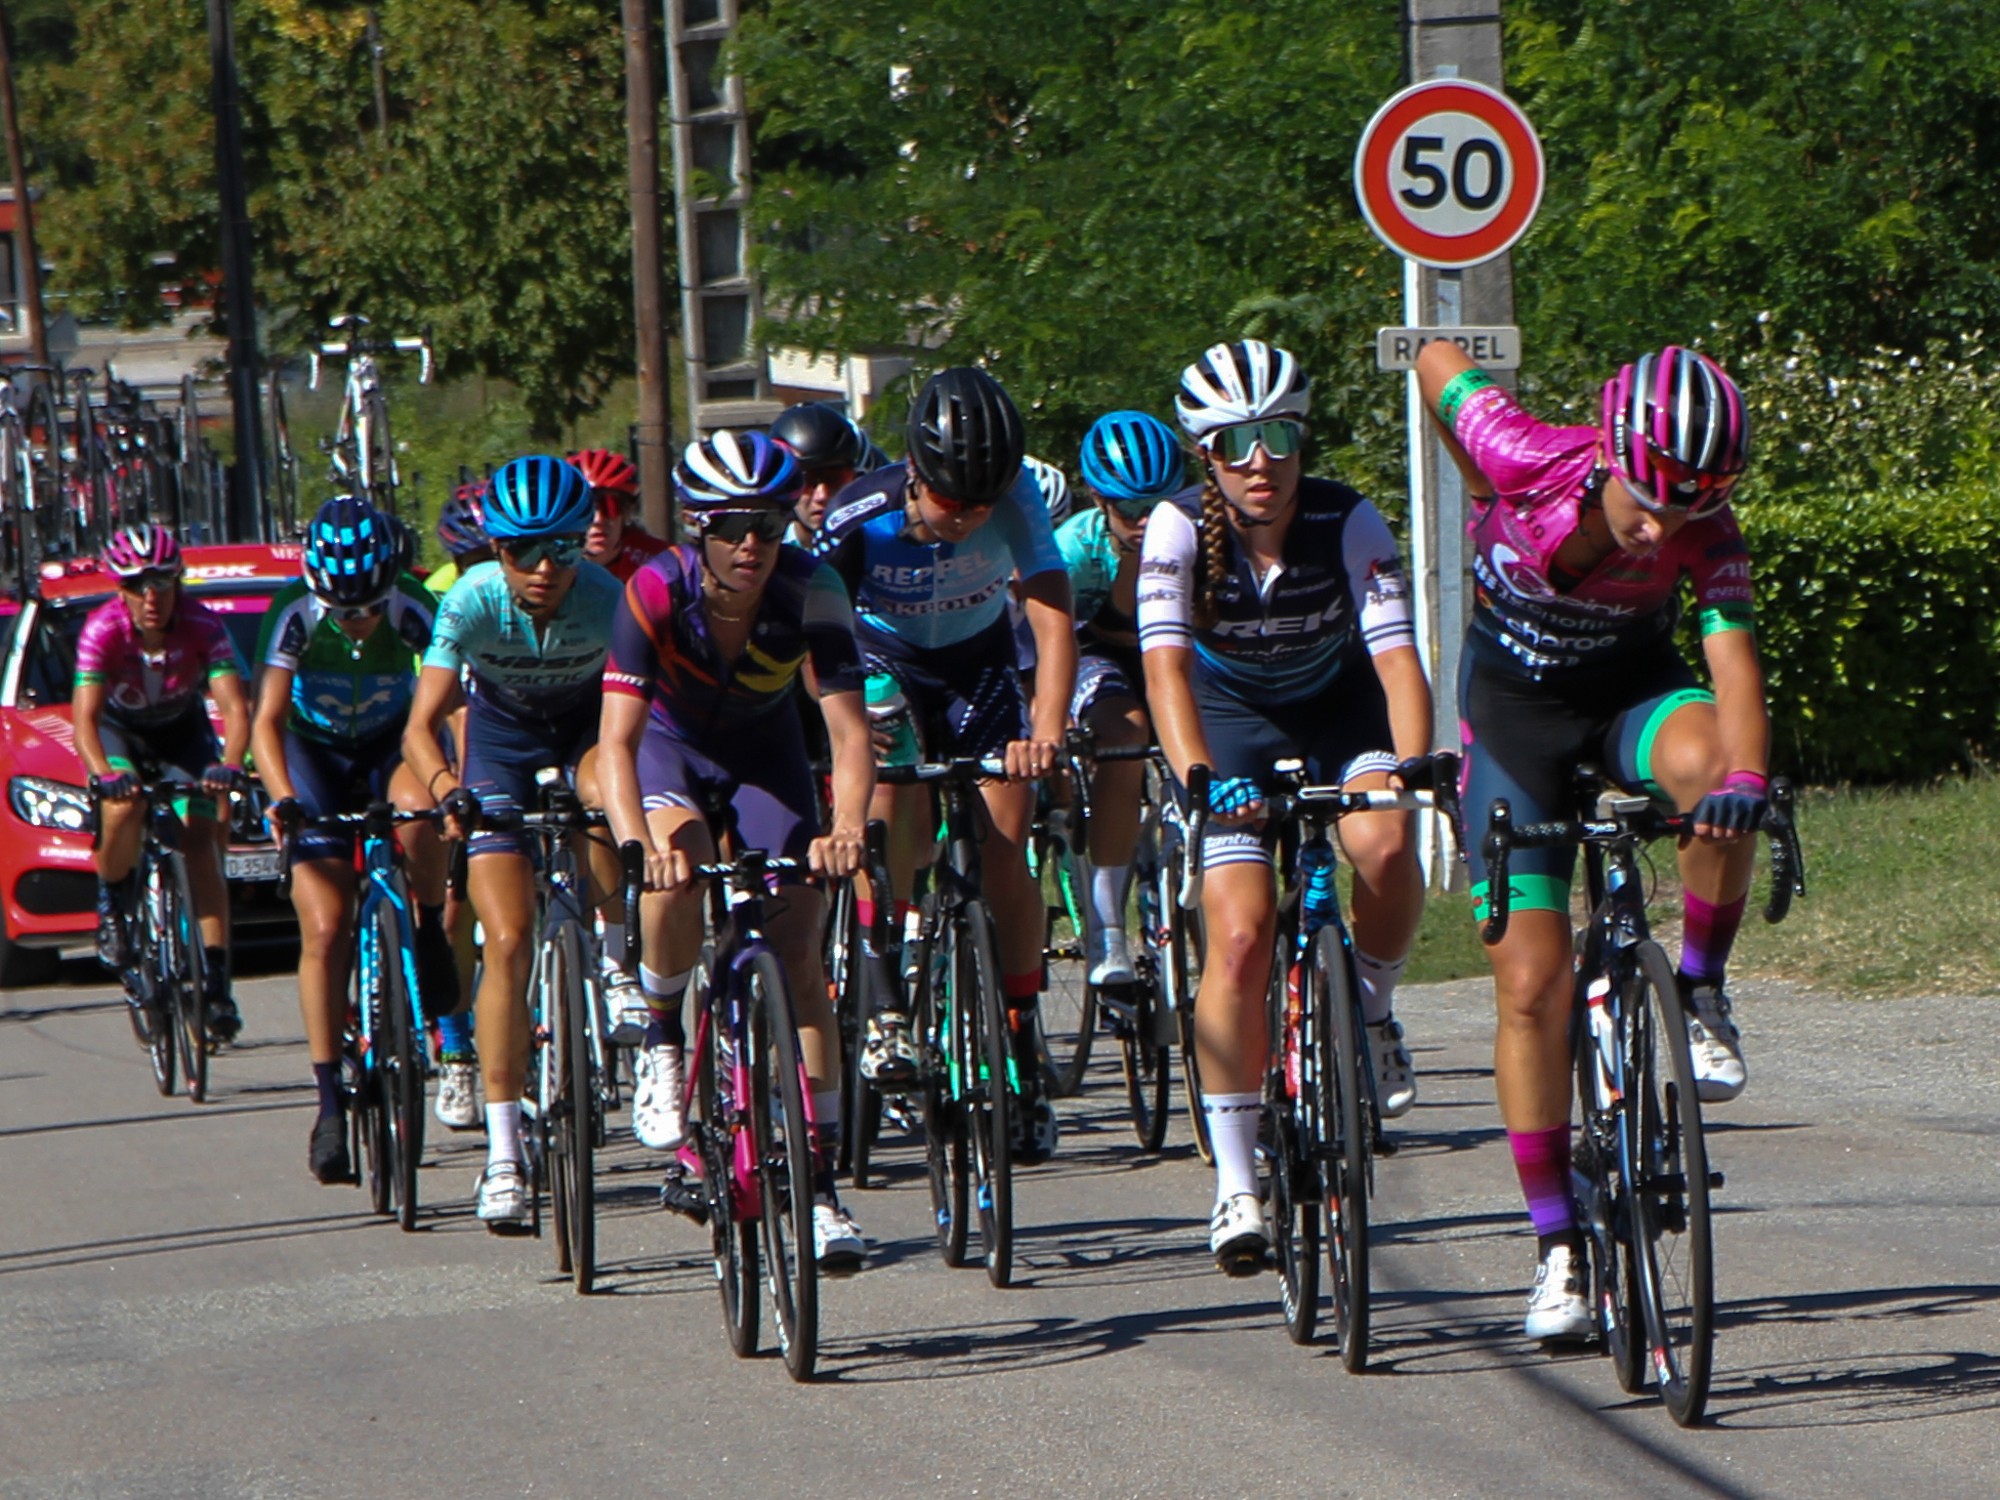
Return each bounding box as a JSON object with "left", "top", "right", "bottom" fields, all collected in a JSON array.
[
  {"left": 1136, "top": 478, "right": 1414, "bottom": 705},
  {"left": 813, "top": 466, "right": 1064, "bottom": 655},
  {"left": 424, "top": 558, "right": 624, "bottom": 721}
]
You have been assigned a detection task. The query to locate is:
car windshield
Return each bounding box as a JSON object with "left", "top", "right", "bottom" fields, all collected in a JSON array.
[{"left": 17, "top": 588, "right": 271, "bottom": 710}]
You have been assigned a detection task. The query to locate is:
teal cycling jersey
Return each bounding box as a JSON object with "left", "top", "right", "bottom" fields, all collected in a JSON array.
[
  {"left": 423, "top": 559, "right": 623, "bottom": 720},
  {"left": 1055, "top": 508, "right": 1132, "bottom": 636},
  {"left": 255, "top": 575, "right": 436, "bottom": 745}
]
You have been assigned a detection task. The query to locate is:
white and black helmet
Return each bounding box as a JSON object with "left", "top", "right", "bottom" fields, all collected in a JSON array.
[{"left": 1174, "top": 339, "right": 1312, "bottom": 442}]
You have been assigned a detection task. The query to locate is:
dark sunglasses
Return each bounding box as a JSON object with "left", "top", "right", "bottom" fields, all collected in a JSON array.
[
  {"left": 1207, "top": 418, "right": 1304, "bottom": 467},
  {"left": 120, "top": 568, "right": 182, "bottom": 593},
  {"left": 498, "top": 534, "right": 586, "bottom": 569},
  {"left": 1621, "top": 443, "right": 1740, "bottom": 520},
  {"left": 702, "top": 508, "right": 791, "bottom": 545},
  {"left": 800, "top": 464, "right": 856, "bottom": 491}
]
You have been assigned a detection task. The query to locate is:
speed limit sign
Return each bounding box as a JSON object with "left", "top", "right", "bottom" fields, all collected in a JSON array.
[{"left": 1353, "top": 79, "right": 1543, "bottom": 269}]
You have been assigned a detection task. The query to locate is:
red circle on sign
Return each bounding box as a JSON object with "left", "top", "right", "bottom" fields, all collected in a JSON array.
[{"left": 1354, "top": 79, "right": 1543, "bottom": 269}]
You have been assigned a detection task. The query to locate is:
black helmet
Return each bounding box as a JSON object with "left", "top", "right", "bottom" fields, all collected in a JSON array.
[
  {"left": 905, "top": 366, "right": 1025, "bottom": 506},
  {"left": 770, "top": 402, "right": 868, "bottom": 472}
]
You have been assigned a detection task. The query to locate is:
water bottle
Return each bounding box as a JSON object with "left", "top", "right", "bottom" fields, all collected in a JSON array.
[
  {"left": 865, "top": 673, "right": 920, "bottom": 767},
  {"left": 1299, "top": 840, "right": 1337, "bottom": 941},
  {"left": 1585, "top": 974, "right": 1620, "bottom": 1109}
]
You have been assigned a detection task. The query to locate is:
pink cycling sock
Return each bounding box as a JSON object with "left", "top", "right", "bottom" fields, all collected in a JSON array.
[
  {"left": 1509, "top": 1125, "right": 1575, "bottom": 1240},
  {"left": 1679, "top": 891, "right": 1747, "bottom": 984}
]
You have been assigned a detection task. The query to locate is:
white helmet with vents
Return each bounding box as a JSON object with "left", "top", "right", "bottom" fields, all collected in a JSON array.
[{"left": 1174, "top": 339, "right": 1311, "bottom": 442}]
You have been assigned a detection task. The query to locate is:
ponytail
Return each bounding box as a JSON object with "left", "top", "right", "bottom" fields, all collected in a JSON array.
[{"left": 1193, "top": 468, "right": 1230, "bottom": 632}]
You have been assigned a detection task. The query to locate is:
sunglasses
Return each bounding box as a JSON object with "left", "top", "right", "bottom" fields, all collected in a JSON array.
[
  {"left": 1207, "top": 418, "right": 1304, "bottom": 467},
  {"left": 120, "top": 568, "right": 182, "bottom": 593},
  {"left": 498, "top": 534, "right": 586, "bottom": 569},
  {"left": 1098, "top": 490, "right": 1165, "bottom": 522},
  {"left": 702, "top": 508, "right": 791, "bottom": 545},
  {"left": 800, "top": 464, "right": 856, "bottom": 492},
  {"left": 923, "top": 488, "right": 998, "bottom": 516},
  {"left": 1621, "top": 443, "right": 1740, "bottom": 520}
]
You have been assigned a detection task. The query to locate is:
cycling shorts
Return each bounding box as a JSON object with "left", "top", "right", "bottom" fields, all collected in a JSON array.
[
  {"left": 1458, "top": 642, "right": 1712, "bottom": 921},
  {"left": 864, "top": 620, "right": 1028, "bottom": 763},
  {"left": 1187, "top": 672, "right": 1397, "bottom": 870},
  {"left": 100, "top": 703, "right": 221, "bottom": 823},
  {"left": 282, "top": 726, "right": 402, "bottom": 867},
  {"left": 461, "top": 696, "right": 599, "bottom": 860},
  {"left": 637, "top": 717, "right": 819, "bottom": 865},
  {"left": 1071, "top": 644, "right": 1144, "bottom": 724}
]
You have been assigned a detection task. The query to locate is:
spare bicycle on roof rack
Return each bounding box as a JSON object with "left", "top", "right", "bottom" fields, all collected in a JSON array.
[{"left": 309, "top": 314, "right": 434, "bottom": 519}]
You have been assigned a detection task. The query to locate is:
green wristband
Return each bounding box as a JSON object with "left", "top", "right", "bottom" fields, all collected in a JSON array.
[{"left": 1437, "top": 368, "right": 1497, "bottom": 428}]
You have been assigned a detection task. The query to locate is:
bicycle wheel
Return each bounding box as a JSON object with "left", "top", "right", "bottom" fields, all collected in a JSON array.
[
  {"left": 1624, "top": 940, "right": 1714, "bottom": 1426},
  {"left": 1118, "top": 983, "right": 1171, "bottom": 1153},
  {"left": 1162, "top": 852, "right": 1212, "bottom": 1163},
  {"left": 24, "top": 381, "right": 69, "bottom": 561},
  {"left": 0, "top": 417, "right": 21, "bottom": 587},
  {"left": 363, "top": 387, "right": 397, "bottom": 514},
  {"left": 916, "top": 902, "right": 970, "bottom": 1267},
  {"left": 1035, "top": 826, "right": 1095, "bottom": 1097},
  {"left": 747, "top": 952, "right": 819, "bottom": 1381},
  {"left": 1571, "top": 948, "right": 1647, "bottom": 1394},
  {"left": 1316, "top": 925, "right": 1371, "bottom": 1371},
  {"left": 133, "top": 936, "right": 176, "bottom": 1099},
  {"left": 825, "top": 877, "right": 882, "bottom": 1186},
  {"left": 367, "top": 903, "right": 425, "bottom": 1230},
  {"left": 160, "top": 852, "right": 208, "bottom": 1105},
  {"left": 542, "top": 925, "right": 596, "bottom": 1289},
  {"left": 693, "top": 949, "right": 758, "bottom": 1355},
  {"left": 957, "top": 899, "right": 1013, "bottom": 1289}
]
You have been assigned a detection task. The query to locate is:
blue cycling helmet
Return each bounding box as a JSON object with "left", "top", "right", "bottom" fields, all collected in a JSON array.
[
  {"left": 1080, "top": 411, "right": 1184, "bottom": 504},
  {"left": 484, "top": 455, "right": 593, "bottom": 539},
  {"left": 674, "top": 430, "right": 802, "bottom": 513},
  {"left": 303, "top": 495, "right": 398, "bottom": 608}
]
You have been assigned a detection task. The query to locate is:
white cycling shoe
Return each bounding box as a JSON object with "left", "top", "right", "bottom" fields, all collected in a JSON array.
[
  {"left": 434, "top": 1060, "right": 480, "bottom": 1130},
  {"left": 632, "top": 1044, "right": 687, "bottom": 1151},
  {"left": 1088, "top": 927, "right": 1135, "bottom": 988},
  {"left": 1366, "top": 1017, "right": 1418, "bottom": 1118},
  {"left": 475, "top": 1162, "right": 530, "bottom": 1232},
  {"left": 1525, "top": 1242, "right": 1592, "bottom": 1341},
  {"left": 1681, "top": 980, "right": 1747, "bottom": 1102},
  {"left": 812, "top": 1198, "right": 866, "bottom": 1275},
  {"left": 1209, "top": 1192, "right": 1269, "bottom": 1277}
]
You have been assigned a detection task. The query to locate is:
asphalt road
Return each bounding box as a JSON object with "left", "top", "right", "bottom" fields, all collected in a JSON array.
[{"left": 3, "top": 960, "right": 1996, "bottom": 1499}]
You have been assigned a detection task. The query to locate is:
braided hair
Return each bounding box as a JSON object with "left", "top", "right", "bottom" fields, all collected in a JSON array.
[{"left": 1192, "top": 461, "right": 1232, "bottom": 632}]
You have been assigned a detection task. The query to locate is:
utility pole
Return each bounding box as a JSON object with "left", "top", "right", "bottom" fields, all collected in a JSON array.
[
  {"left": 366, "top": 7, "right": 389, "bottom": 150},
  {"left": 207, "top": 0, "right": 265, "bottom": 539},
  {"left": 0, "top": 3, "right": 48, "bottom": 365},
  {"left": 623, "top": 0, "right": 671, "bottom": 537}
]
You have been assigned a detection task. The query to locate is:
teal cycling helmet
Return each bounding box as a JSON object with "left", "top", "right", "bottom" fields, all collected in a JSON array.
[
  {"left": 484, "top": 455, "right": 592, "bottom": 539},
  {"left": 1079, "top": 411, "right": 1184, "bottom": 504}
]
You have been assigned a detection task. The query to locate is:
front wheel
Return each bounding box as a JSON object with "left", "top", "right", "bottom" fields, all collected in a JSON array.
[
  {"left": 1269, "top": 1093, "right": 1321, "bottom": 1345},
  {"left": 958, "top": 901, "right": 1013, "bottom": 1288},
  {"left": 159, "top": 853, "right": 207, "bottom": 1105},
  {"left": 749, "top": 952, "right": 819, "bottom": 1382},
  {"left": 1118, "top": 988, "right": 1170, "bottom": 1153},
  {"left": 915, "top": 903, "right": 969, "bottom": 1267},
  {"left": 1625, "top": 940, "right": 1715, "bottom": 1426},
  {"left": 547, "top": 923, "right": 596, "bottom": 1290},
  {"left": 374, "top": 901, "right": 425, "bottom": 1231},
  {"left": 1317, "top": 926, "right": 1371, "bottom": 1372},
  {"left": 693, "top": 948, "right": 758, "bottom": 1356}
]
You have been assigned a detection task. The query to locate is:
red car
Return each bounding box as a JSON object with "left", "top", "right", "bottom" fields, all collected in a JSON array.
[{"left": 0, "top": 543, "right": 300, "bottom": 985}]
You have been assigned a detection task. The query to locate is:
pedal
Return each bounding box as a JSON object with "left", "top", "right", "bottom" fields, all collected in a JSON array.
[
  {"left": 658, "top": 1166, "right": 709, "bottom": 1224},
  {"left": 1708, "top": 1169, "right": 1725, "bottom": 1190}
]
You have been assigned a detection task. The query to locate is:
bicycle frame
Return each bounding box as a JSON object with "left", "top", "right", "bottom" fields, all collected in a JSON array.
[{"left": 310, "top": 316, "right": 433, "bottom": 510}]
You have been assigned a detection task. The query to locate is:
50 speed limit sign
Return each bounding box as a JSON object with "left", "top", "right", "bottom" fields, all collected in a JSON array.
[{"left": 1353, "top": 79, "right": 1543, "bottom": 269}]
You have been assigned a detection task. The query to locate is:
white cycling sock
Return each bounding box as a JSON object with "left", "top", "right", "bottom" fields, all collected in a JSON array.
[
  {"left": 485, "top": 1100, "right": 522, "bottom": 1168},
  {"left": 1354, "top": 948, "right": 1410, "bottom": 1026},
  {"left": 1203, "top": 1091, "right": 1264, "bottom": 1205},
  {"left": 1089, "top": 863, "right": 1130, "bottom": 938},
  {"left": 599, "top": 918, "right": 627, "bottom": 969}
]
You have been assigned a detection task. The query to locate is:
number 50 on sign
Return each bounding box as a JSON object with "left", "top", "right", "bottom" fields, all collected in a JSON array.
[{"left": 1353, "top": 79, "right": 1544, "bottom": 270}]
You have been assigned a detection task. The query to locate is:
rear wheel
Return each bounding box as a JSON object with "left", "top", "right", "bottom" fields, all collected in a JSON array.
[
  {"left": 1625, "top": 940, "right": 1714, "bottom": 1426},
  {"left": 363, "top": 387, "right": 397, "bottom": 514},
  {"left": 1318, "top": 926, "right": 1371, "bottom": 1372},
  {"left": 1118, "top": 994, "right": 1171, "bottom": 1153},
  {"left": 1269, "top": 1075, "right": 1321, "bottom": 1343},
  {"left": 916, "top": 904, "right": 969, "bottom": 1267},
  {"left": 1034, "top": 826, "right": 1094, "bottom": 1098},
  {"left": 375, "top": 902, "right": 424, "bottom": 1230},
  {"left": 960, "top": 900, "right": 1013, "bottom": 1289},
  {"left": 1164, "top": 860, "right": 1210, "bottom": 1162},
  {"left": 749, "top": 952, "right": 818, "bottom": 1381}
]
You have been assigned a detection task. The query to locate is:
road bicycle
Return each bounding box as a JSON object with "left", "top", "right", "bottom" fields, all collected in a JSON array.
[
  {"left": 309, "top": 314, "right": 433, "bottom": 517},
  {"left": 94, "top": 777, "right": 212, "bottom": 1104},
  {"left": 1481, "top": 771, "right": 1804, "bottom": 1426},
  {"left": 825, "top": 821, "right": 896, "bottom": 1190},
  {"left": 263, "top": 368, "right": 301, "bottom": 541},
  {"left": 1260, "top": 755, "right": 1457, "bottom": 1370},
  {"left": 878, "top": 755, "right": 1022, "bottom": 1289},
  {"left": 2, "top": 367, "right": 70, "bottom": 577},
  {"left": 659, "top": 821, "right": 832, "bottom": 1382}
]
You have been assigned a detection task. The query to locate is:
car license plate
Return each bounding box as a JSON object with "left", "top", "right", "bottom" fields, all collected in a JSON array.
[{"left": 225, "top": 849, "right": 284, "bottom": 882}]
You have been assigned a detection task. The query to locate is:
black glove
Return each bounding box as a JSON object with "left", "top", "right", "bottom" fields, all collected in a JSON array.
[
  {"left": 93, "top": 771, "right": 138, "bottom": 802},
  {"left": 1692, "top": 772, "right": 1768, "bottom": 834},
  {"left": 267, "top": 796, "right": 304, "bottom": 833},
  {"left": 202, "top": 763, "right": 247, "bottom": 794},
  {"left": 439, "top": 786, "right": 481, "bottom": 827}
]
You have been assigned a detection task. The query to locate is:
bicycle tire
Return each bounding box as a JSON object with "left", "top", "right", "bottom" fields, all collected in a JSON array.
[
  {"left": 1317, "top": 925, "right": 1371, "bottom": 1371},
  {"left": 543, "top": 923, "right": 595, "bottom": 1289},
  {"left": 1165, "top": 854, "right": 1212, "bottom": 1162},
  {"left": 748, "top": 951, "right": 819, "bottom": 1381},
  {"left": 1625, "top": 939, "right": 1715, "bottom": 1426},
  {"left": 1571, "top": 939, "right": 1647, "bottom": 1394},
  {"left": 693, "top": 948, "right": 759, "bottom": 1355},
  {"left": 825, "top": 877, "right": 882, "bottom": 1186},
  {"left": 22, "top": 381, "right": 64, "bottom": 564},
  {"left": 958, "top": 899, "right": 1014, "bottom": 1288},
  {"left": 363, "top": 386, "right": 397, "bottom": 514},
  {"left": 1118, "top": 995, "right": 1171, "bottom": 1152},
  {"left": 372, "top": 901, "right": 425, "bottom": 1230},
  {"left": 160, "top": 852, "right": 208, "bottom": 1105},
  {"left": 1034, "top": 827, "right": 1095, "bottom": 1097}
]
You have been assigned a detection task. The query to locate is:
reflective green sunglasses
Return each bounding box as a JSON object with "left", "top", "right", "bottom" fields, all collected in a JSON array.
[{"left": 1208, "top": 419, "right": 1304, "bottom": 466}]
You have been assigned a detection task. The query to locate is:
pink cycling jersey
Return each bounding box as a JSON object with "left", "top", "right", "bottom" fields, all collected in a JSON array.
[
  {"left": 1453, "top": 383, "right": 1753, "bottom": 678},
  {"left": 74, "top": 595, "right": 240, "bottom": 727}
]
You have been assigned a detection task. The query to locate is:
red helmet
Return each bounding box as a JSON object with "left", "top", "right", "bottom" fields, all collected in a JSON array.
[{"left": 568, "top": 447, "right": 638, "bottom": 504}]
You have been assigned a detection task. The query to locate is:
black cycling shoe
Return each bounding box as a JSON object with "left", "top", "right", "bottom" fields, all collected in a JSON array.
[
  {"left": 205, "top": 994, "right": 244, "bottom": 1048},
  {"left": 95, "top": 888, "right": 132, "bottom": 969},
  {"left": 1009, "top": 1091, "right": 1059, "bottom": 1166},
  {"left": 309, "top": 1114, "right": 353, "bottom": 1184}
]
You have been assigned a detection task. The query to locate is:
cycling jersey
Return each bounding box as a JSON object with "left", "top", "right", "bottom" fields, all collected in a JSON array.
[
  {"left": 424, "top": 559, "right": 622, "bottom": 722},
  {"left": 1450, "top": 383, "right": 1754, "bottom": 679},
  {"left": 597, "top": 529, "right": 670, "bottom": 583},
  {"left": 1056, "top": 509, "right": 1137, "bottom": 641},
  {"left": 75, "top": 595, "right": 240, "bottom": 729},
  {"left": 425, "top": 559, "right": 461, "bottom": 598},
  {"left": 1136, "top": 478, "right": 1414, "bottom": 704},
  {"left": 254, "top": 577, "right": 435, "bottom": 746},
  {"left": 603, "top": 543, "right": 864, "bottom": 739},
  {"left": 814, "top": 465, "right": 1064, "bottom": 653}
]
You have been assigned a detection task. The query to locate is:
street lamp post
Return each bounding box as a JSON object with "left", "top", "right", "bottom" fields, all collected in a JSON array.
[{"left": 208, "top": 0, "right": 264, "bottom": 539}]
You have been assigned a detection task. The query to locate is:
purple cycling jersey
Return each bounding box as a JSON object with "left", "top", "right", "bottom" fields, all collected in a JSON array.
[
  {"left": 1453, "top": 383, "right": 1754, "bottom": 679},
  {"left": 74, "top": 594, "right": 240, "bottom": 727}
]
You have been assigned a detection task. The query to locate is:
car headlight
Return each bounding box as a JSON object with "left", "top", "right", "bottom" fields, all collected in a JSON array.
[{"left": 10, "top": 776, "right": 95, "bottom": 833}]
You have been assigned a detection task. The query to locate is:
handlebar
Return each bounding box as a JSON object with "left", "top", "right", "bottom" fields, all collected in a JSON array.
[
  {"left": 309, "top": 326, "right": 435, "bottom": 390},
  {"left": 269, "top": 800, "right": 446, "bottom": 899},
  {"left": 876, "top": 755, "right": 1014, "bottom": 785}
]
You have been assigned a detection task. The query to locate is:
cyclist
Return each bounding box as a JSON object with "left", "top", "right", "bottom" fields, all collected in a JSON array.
[
  {"left": 1056, "top": 411, "right": 1185, "bottom": 986},
  {"left": 1140, "top": 340, "right": 1432, "bottom": 1274},
  {"left": 251, "top": 496, "right": 452, "bottom": 1184},
  {"left": 814, "top": 366, "right": 1076, "bottom": 1161},
  {"left": 600, "top": 430, "right": 877, "bottom": 1269},
  {"left": 401, "top": 455, "right": 627, "bottom": 1231},
  {"left": 771, "top": 402, "right": 875, "bottom": 544},
  {"left": 426, "top": 479, "right": 492, "bottom": 598},
  {"left": 571, "top": 447, "right": 670, "bottom": 582},
  {"left": 74, "top": 524, "right": 251, "bottom": 1045},
  {"left": 1414, "top": 340, "right": 1760, "bottom": 1340}
]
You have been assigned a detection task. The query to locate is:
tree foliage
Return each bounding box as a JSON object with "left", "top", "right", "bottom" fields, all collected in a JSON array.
[{"left": 15, "top": 1, "right": 636, "bottom": 434}]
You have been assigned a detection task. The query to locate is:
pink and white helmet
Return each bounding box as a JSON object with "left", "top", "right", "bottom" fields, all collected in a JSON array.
[
  {"left": 99, "top": 523, "right": 182, "bottom": 581},
  {"left": 1601, "top": 347, "right": 1749, "bottom": 512}
]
